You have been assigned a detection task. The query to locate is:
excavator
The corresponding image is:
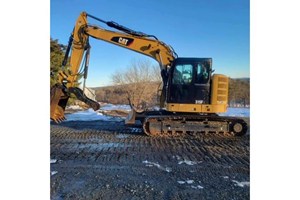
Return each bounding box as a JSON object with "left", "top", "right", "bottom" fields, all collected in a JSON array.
[{"left": 50, "top": 11, "right": 248, "bottom": 136}]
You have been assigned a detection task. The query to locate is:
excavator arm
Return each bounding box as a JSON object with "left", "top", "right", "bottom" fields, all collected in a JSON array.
[{"left": 50, "top": 12, "right": 177, "bottom": 122}]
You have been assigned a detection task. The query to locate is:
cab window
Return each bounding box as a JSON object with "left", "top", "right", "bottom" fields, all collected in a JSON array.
[
  {"left": 172, "top": 64, "right": 193, "bottom": 84},
  {"left": 196, "top": 64, "right": 209, "bottom": 84}
]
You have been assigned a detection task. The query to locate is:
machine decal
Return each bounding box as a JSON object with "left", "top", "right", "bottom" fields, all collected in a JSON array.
[{"left": 111, "top": 37, "right": 134, "bottom": 46}]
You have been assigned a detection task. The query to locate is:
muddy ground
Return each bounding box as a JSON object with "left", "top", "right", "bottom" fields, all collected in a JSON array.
[{"left": 50, "top": 118, "right": 250, "bottom": 200}]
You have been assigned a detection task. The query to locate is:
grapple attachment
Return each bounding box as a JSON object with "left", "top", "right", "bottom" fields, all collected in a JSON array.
[{"left": 50, "top": 84, "right": 100, "bottom": 123}]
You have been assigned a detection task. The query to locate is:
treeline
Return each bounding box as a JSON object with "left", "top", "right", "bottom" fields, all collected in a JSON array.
[
  {"left": 94, "top": 78, "right": 250, "bottom": 107},
  {"left": 228, "top": 78, "right": 250, "bottom": 107},
  {"left": 50, "top": 38, "right": 67, "bottom": 87}
]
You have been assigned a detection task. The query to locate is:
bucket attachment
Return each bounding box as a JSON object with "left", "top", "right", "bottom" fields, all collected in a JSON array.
[
  {"left": 50, "top": 84, "right": 100, "bottom": 123},
  {"left": 50, "top": 84, "right": 69, "bottom": 123}
]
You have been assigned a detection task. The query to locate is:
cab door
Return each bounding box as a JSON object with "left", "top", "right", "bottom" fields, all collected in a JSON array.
[
  {"left": 194, "top": 63, "right": 210, "bottom": 104},
  {"left": 168, "top": 63, "right": 194, "bottom": 103}
]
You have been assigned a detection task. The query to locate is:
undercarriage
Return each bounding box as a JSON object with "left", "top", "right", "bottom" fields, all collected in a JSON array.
[{"left": 130, "top": 110, "right": 248, "bottom": 137}]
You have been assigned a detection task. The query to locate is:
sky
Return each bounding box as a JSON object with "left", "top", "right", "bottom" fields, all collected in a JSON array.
[{"left": 50, "top": 0, "right": 249, "bottom": 87}]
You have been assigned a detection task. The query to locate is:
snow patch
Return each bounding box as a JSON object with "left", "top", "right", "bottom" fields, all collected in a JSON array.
[
  {"left": 232, "top": 180, "right": 250, "bottom": 187},
  {"left": 142, "top": 160, "right": 172, "bottom": 173},
  {"left": 219, "top": 107, "right": 250, "bottom": 117},
  {"left": 176, "top": 155, "right": 202, "bottom": 165},
  {"left": 65, "top": 108, "right": 122, "bottom": 121},
  {"left": 177, "top": 180, "right": 204, "bottom": 189},
  {"left": 191, "top": 185, "right": 204, "bottom": 189},
  {"left": 186, "top": 180, "right": 194, "bottom": 184},
  {"left": 100, "top": 104, "right": 131, "bottom": 112},
  {"left": 178, "top": 160, "right": 201, "bottom": 165},
  {"left": 51, "top": 171, "right": 58, "bottom": 176},
  {"left": 66, "top": 105, "right": 84, "bottom": 110},
  {"left": 50, "top": 159, "right": 57, "bottom": 164},
  {"left": 177, "top": 180, "right": 194, "bottom": 184}
]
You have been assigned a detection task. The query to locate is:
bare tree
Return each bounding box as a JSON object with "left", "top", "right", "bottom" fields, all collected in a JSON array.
[{"left": 111, "top": 59, "right": 161, "bottom": 109}]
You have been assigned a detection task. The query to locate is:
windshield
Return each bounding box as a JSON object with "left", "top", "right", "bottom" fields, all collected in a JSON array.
[
  {"left": 172, "top": 64, "right": 193, "bottom": 84},
  {"left": 172, "top": 62, "right": 210, "bottom": 85}
]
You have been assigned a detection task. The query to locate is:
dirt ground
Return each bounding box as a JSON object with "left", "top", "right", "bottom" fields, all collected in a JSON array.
[{"left": 50, "top": 118, "right": 250, "bottom": 200}]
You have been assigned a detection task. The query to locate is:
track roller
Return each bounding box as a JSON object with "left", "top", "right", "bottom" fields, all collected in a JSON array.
[{"left": 229, "top": 119, "right": 248, "bottom": 136}]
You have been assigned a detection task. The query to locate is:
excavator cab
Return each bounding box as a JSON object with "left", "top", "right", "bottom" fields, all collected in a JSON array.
[{"left": 167, "top": 58, "right": 212, "bottom": 105}]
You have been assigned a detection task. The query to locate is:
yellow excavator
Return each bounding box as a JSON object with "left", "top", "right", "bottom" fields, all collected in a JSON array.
[{"left": 50, "top": 12, "right": 248, "bottom": 136}]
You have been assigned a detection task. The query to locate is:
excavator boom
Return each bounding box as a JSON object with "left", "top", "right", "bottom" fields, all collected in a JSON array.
[{"left": 51, "top": 12, "right": 177, "bottom": 122}]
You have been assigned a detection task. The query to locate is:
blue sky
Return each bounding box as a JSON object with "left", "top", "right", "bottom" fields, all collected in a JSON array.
[{"left": 51, "top": 0, "right": 249, "bottom": 87}]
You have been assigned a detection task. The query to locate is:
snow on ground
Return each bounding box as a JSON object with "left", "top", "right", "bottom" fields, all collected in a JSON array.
[
  {"left": 232, "top": 180, "right": 250, "bottom": 187},
  {"left": 65, "top": 108, "right": 123, "bottom": 122},
  {"left": 191, "top": 185, "right": 204, "bottom": 189},
  {"left": 66, "top": 105, "right": 84, "bottom": 110},
  {"left": 178, "top": 160, "right": 202, "bottom": 165},
  {"left": 177, "top": 180, "right": 204, "bottom": 189},
  {"left": 50, "top": 159, "right": 57, "bottom": 164},
  {"left": 100, "top": 104, "right": 131, "bottom": 112},
  {"left": 174, "top": 155, "right": 202, "bottom": 165},
  {"left": 51, "top": 171, "right": 58, "bottom": 176},
  {"left": 142, "top": 160, "right": 172, "bottom": 173},
  {"left": 219, "top": 107, "right": 250, "bottom": 117},
  {"left": 64, "top": 104, "right": 249, "bottom": 121}
]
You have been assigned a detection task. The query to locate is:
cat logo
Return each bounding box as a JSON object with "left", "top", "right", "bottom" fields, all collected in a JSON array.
[
  {"left": 111, "top": 37, "right": 134, "bottom": 46},
  {"left": 118, "top": 37, "right": 128, "bottom": 45}
]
